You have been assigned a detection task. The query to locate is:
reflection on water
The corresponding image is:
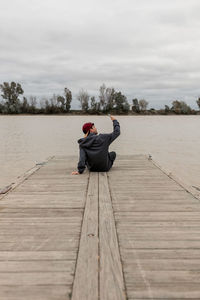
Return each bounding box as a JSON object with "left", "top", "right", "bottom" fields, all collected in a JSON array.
[{"left": 0, "top": 115, "right": 200, "bottom": 191}]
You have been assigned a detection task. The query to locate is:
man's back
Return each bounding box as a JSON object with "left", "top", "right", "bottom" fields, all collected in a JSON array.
[{"left": 77, "top": 119, "right": 120, "bottom": 173}]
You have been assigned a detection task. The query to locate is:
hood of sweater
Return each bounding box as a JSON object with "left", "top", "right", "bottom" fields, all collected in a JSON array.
[{"left": 78, "top": 132, "right": 97, "bottom": 149}]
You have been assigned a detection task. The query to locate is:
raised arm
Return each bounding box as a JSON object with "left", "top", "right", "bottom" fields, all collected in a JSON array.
[{"left": 108, "top": 115, "right": 120, "bottom": 144}]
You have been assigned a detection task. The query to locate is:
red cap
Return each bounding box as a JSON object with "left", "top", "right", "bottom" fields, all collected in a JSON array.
[{"left": 82, "top": 122, "right": 94, "bottom": 134}]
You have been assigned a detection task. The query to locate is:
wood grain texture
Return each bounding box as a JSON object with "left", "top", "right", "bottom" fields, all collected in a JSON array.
[
  {"left": 1, "top": 154, "right": 199, "bottom": 300},
  {"left": 0, "top": 156, "right": 89, "bottom": 300},
  {"left": 108, "top": 155, "right": 200, "bottom": 300},
  {"left": 71, "top": 172, "right": 99, "bottom": 300},
  {"left": 99, "top": 172, "right": 126, "bottom": 300}
]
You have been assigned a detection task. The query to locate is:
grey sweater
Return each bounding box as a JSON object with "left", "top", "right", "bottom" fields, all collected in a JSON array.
[{"left": 77, "top": 120, "right": 120, "bottom": 173}]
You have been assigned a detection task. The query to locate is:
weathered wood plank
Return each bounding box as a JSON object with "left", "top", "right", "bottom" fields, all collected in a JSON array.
[
  {"left": 124, "top": 270, "right": 200, "bottom": 283},
  {"left": 0, "top": 208, "right": 83, "bottom": 218},
  {"left": 71, "top": 172, "right": 99, "bottom": 300},
  {"left": 116, "top": 221, "right": 200, "bottom": 228},
  {"left": 108, "top": 154, "right": 200, "bottom": 299},
  {"left": 0, "top": 156, "right": 89, "bottom": 300},
  {"left": 0, "top": 260, "right": 75, "bottom": 272},
  {"left": 99, "top": 172, "right": 126, "bottom": 300},
  {"left": 127, "top": 282, "right": 200, "bottom": 299},
  {"left": 123, "top": 259, "right": 200, "bottom": 271},
  {"left": 1, "top": 154, "right": 200, "bottom": 299},
  {"left": 119, "top": 240, "right": 200, "bottom": 249},
  {"left": 0, "top": 219, "right": 82, "bottom": 224},
  {"left": 0, "top": 285, "right": 72, "bottom": 300},
  {"left": 0, "top": 272, "right": 73, "bottom": 285},
  {"left": 0, "top": 237, "right": 79, "bottom": 251},
  {"left": 120, "top": 248, "right": 200, "bottom": 259},
  {"left": 114, "top": 211, "right": 200, "bottom": 221},
  {"left": 113, "top": 203, "right": 200, "bottom": 211},
  {"left": 118, "top": 232, "right": 200, "bottom": 240},
  {"left": 0, "top": 251, "right": 77, "bottom": 260}
]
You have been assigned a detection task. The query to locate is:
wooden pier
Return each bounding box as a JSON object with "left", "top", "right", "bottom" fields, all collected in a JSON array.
[{"left": 0, "top": 155, "right": 200, "bottom": 299}]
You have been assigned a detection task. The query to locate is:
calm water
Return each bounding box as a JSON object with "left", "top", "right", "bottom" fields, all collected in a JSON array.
[{"left": 0, "top": 115, "right": 200, "bottom": 193}]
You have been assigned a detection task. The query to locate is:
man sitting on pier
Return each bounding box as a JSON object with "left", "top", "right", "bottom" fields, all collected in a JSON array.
[{"left": 71, "top": 115, "right": 120, "bottom": 175}]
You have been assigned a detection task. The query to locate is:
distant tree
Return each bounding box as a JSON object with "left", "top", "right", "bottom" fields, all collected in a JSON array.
[
  {"left": 132, "top": 98, "right": 140, "bottom": 113},
  {"left": 90, "top": 96, "right": 96, "bottom": 110},
  {"left": 180, "top": 101, "right": 191, "bottom": 114},
  {"left": 50, "top": 94, "right": 60, "bottom": 113},
  {"left": 196, "top": 97, "right": 200, "bottom": 110},
  {"left": 171, "top": 100, "right": 181, "bottom": 114},
  {"left": 77, "top": 89, "right": 89, "bottom": 112},
  {"left": 171, "top": 100, "right": 191, "bottom": 114},
  {"left": 165, "top": 105, "right": 170, "bottom": 113},
  {"left": 106, "top": 87, "right": 115, "bottom": 112},
  {"left": 42, "top": 95, "right": 58, "bottom": 114},
  {"left": 0, "top": 81, "right": 24, "bottom": 113},
  {"left": 57, "top": 96, "right": 65, "bottom": 111},
  {"left": 55, "top": 88, "right": 72, "bottom": 113},
  {"left": 98, "top": 84, "right": 115, "bottom": 112},
  {"left": 28, "top": 96, "right": 37, "bottom": 113},
  {"left": 21, "top": 97, "right": 30, "bottom": 113},
  {"left": 157, "top": 109, "right": 165, "bottom": 115},
  {"left": 99, "top": 84, "right": 106, "bottom": 111},
  {"left": 139, "top": 99, "right": 148, "bottom": 111},
  {"left": 44, "top": 99, "right": 50, "bottom": 114},
  {"left": 39, "top": 98, "right": 47, "bottom": 111},
  {"left": 0, "top": 101, "right": 4, "bottom": 113},
  {"left": 64, "top": 88, "right": 72, "bottom": 112},
  {"left": 113, "top": 91, "right": 130, "bottom": 113},
  {"left": 99, "top": 83, "right": 130, "bottom": 113},
  {"left": 90, "top": 96, "right": 100, "bottom": 113}
]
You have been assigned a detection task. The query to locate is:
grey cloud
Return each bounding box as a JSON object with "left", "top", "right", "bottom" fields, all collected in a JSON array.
[{"left": 0, "top": 0, "right": 200, "bottom": 109}]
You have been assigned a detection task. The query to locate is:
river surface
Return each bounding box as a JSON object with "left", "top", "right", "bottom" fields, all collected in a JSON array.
[{"left": 0, "top": 115, "right": 200, "bottom": 194}]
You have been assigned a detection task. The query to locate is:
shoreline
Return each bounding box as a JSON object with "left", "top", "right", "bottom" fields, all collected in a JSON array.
[{"left": 0, "top": 112, "right": 200, "bottom": 116}]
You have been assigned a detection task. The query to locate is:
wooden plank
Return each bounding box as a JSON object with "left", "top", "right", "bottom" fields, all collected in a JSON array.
[
  {"left": 120, "top": 249, "right": 200, "bottom": 259},
  {"left": 0, "top": 285, "right": 72, "bottom": 300},
  {"left": 123, "top": 259, "right": 200, "bottom": 271},
  {"left": 127, "top": 282, "right": 200, "bottom": 299},
  {"left": 0, "top": 237, "right": 79, "bottom": 251},
  {"left": 2, "top": 154, "right": 200, "bottom": 299},
  {"left": 0, "top": 260, "right": 75, "bottom": 272},
  {"left": 116, "top": 221, "right": 200, "bottom": 227},
  {"left": 71, "top": 172, "right": 99, "bottom": 300},
  {"left": 111, "top": 191, "right": 189, "bottom": 196},
  {"left": 99, "top": 172, "right": 126, "bottom": 300},
  {"left": 108, "top": 154, "right": 200, "bottom": 299},
  {"left": 0, "top": 218, "right": 82, "bottom": 223},
  {"left": 114, "top": 211, "right": 200, "bottom": 221},
  {"left": 0, "top": 156, "right": 89, "bottom": 300},
  {"left": 0, "top": 208, "right": 83, "bottom": 218},
  {"left": 0, "top": 250, "right": 77, "bottom": 261},
  {"left": 119, "top": 239, "right": 200, "bottom": 249},
  {"left": 118, "top": 232, "right": 200, "bottom": 240},
  {"left": 0, "top": 272, "right": 73, "bottom": 285},
  {"left": 113, "top": 203, "right": 200, "bottom": 212},
  {"left": 118, "top": 226, "right": 200, "bottom": 232},
  {"left": 0, "top": 159, "right": 50, "bottom": 201},
  {"left": 124, "top": 270, "right": 200, "bottom": 283}
]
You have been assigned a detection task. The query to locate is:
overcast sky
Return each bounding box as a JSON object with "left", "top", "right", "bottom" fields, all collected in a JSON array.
[{"left": 1, "top": 0, "right": 200, "bottom": 108}]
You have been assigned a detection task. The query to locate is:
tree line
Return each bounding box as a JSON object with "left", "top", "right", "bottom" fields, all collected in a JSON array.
[{"left": 0, "top": 81, "right": 200, "bottom": 115}]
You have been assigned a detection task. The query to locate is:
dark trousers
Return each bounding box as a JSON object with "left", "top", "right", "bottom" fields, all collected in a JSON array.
[
  {"left": 87, "top": 151, "right": 117, "bottom": 172},
  {"left": 109, "top": 151, "right": 116, "bottom": 167}
]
